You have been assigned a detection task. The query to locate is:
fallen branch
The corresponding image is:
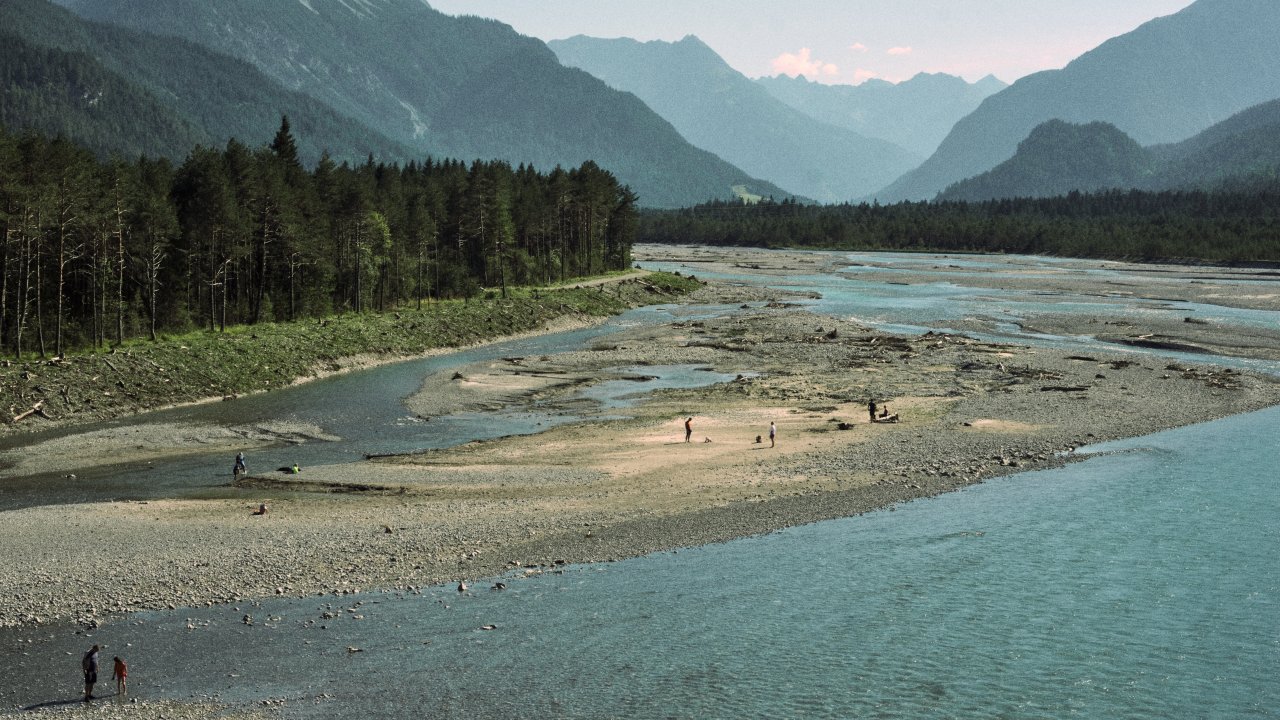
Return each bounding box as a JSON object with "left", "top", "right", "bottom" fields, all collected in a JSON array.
[{"left": 11, "top": 401, "right": 44, "bottom": 423}]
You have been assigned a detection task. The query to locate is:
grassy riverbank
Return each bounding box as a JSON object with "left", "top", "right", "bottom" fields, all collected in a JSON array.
[{"left": 0, "top": 272, "right": 700, "bottom": 439}]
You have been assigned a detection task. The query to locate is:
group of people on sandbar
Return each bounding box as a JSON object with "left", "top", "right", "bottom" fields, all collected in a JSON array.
[
  {"left": 685, "top": 400, "right": 899, "bottom": 449},
  {"left": 868, "top": 399, "right": 899, "bottom": 423},
  {"left": 81, "top": 645, "right": 126, "bottom": 702}
]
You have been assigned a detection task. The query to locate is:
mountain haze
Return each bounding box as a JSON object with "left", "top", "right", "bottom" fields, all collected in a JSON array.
[
  {"left": 549, "top": 35, "right": 920, "bottom": 203},
  {"left": 938, "top": 121, "right": 1154, "bottom": 201},
  {"left": 756, "top": 72, "right": 1006, "bottom": 159},
  {"left": 879, "top": 0, "right": 1280, "bottom": 201},
  {"left": 58, "top": 0, "right": 791, "bottom": 207},
  {"left": 939, "top": 101, "right": 1280, "bottom": 201},
  {"left": 1150, "top": 98, "right": 1280, "bottom": 189}
]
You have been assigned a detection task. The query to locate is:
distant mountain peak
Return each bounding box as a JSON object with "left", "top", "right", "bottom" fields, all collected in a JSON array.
[
  {"left": 877, "top": 0, "right": 1280, "bottom": 201},
  {"left": 755, "top": 68, "right": 1006, "bottom": 158},
  {"left": 549, "top": 34, "right": 919, "bottom": 202}
]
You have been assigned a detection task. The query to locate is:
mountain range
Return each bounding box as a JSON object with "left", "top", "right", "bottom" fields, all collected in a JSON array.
[
  {"left": 1, "top": 0, "right": 412, "bottom": 165},
  {"left": 26, "top": 0, "right": 792, "bottom": 207},
  {"left": 939, "top": 100, "right": 1280, "bottom": 201},
  {"left": 879, "top": 0, "right": 1280, "bottom": 202},
  {"left": 755, "top": 72, "right": 1006, "bottom": 159},
  {"left": 8, "top": 0, "right": 1280, "bottom": 209},
  {"left": 548, "top": 35, "right": 921, "bottom": 203}
]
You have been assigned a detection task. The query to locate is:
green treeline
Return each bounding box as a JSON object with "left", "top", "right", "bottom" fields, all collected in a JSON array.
[
  {"left": 640, "top": 191, "right": 1280, "bottom": 264},
  {"left": 0, "top": 119, "right": 638, "bottom": 359}
]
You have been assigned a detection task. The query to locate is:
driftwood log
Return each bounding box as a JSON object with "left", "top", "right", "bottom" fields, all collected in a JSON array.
[{"left": 11, "top": 401, "right": 44, "bottom": 423}]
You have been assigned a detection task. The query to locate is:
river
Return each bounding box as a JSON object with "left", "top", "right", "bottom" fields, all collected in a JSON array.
[{"left": 4, "top": 250, "right": 1278, "bottom": 718}]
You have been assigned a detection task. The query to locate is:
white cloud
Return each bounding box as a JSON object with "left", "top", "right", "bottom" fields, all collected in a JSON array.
[
  {"left": 886, "top": 46, "right": 913, "bottom": 56},
  {"left": 852, "top": 68, "right": 879, "bottom": 83},
  {"left": 771, "top": 48, "right": 840, "bottom": 78},
  {"left": 849, "top": 42, "right": 868, "bottom": 53}
]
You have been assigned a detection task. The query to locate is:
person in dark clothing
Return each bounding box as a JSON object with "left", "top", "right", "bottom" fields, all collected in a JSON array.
[
  {"left": 868, "top": 400, "right": 877, "bottom": 423},
  {"left": 684, "top": 417, "right": 693, "bottom": 443},
  {"left": 82, "top": 645, "right": 99, "bottom": 702}
]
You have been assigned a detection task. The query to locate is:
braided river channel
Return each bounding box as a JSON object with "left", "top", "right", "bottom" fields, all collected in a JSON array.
[{"left": 5, "top": 250, "right": 1279, "bottom": 718}]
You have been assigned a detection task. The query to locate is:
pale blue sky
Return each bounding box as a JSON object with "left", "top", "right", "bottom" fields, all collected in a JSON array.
[{"left": 427, "top": 0, "right": 1196, "bottom": 84}]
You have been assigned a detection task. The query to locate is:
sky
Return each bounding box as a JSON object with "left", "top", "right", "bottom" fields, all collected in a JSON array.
[{"left": 426, "top": 0, "right": 1197, "bottom": 85}]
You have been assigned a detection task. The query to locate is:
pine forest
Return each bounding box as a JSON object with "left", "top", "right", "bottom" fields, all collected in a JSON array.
[
  {"left": 639, "top": 191, "right": 1280, "bottom": 264},
  {"left": 0, "top": 119, "right": 639, "bottom": 359}
]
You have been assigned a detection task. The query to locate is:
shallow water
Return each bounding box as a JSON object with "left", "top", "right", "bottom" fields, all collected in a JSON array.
[
  {"left": 0, "top": 306, "right": 735, "bottom": 511},
  {"left": 9, "top": 405, "right": 1278, "bottom": 718},
  {"left": 5, "top": 252, "right": 1280, "bottom": 717}
]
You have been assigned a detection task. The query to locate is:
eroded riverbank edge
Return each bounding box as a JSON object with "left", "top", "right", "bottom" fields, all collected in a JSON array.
[
  {"left": 4, "top": 248, "right": 1280, "bottom": 719},
  {"left": 0, "top": 270, "right": 687, "bottom": 442}
]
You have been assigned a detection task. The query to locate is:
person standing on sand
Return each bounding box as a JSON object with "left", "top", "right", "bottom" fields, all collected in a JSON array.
[
  {"left": 112, "top": 656, "right": 127, "bottom": 696},
  {"left": 685, "top": 417, "right": 693, "bottom": 443},
  {"left": 868, "top": 399, "right": 877, "bottom": 423},
  {"left": 81, "top": 644, "right": 99, "bottom": 702},
  {"left": 769, "top": 421, "right": 776, "bottom": 448}
]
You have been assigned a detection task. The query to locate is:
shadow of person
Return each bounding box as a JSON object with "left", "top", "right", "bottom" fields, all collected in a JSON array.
[{"left": 23, "top": 698, "right": 88, "bottom": 711}]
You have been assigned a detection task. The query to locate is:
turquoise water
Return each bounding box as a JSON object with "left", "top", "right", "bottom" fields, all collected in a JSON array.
[
  {"left": 5, "top": 252, "right": 1280, "bottom": 717},
  {"left": 11, "top": 406, "right": 1277, "bottom": 717},
  {"left": 0, "top": 307, "right": 734, "bottom": 511}
]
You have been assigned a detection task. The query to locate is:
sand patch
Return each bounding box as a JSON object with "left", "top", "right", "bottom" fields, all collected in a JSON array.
[
  {"left": 1, "top": 420, "right": 338, "bottom": 477},
  {"left": 964, "top": 419, "right": 1044, "bottom": 432}
]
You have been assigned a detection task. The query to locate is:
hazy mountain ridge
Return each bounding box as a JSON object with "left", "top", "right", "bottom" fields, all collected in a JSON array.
[
  {"left": 58, "top": 0, "right": 792, "bottom": 207},
  {"left": 2, "top": 0, "right": 413, "bottom": 165},
  {"left": 548, "top": 34, "right": 921, "bottom": 203},
  {"left": 879, "top": 0, "right": 1280, "bottom": 202},
  {"left": 938, "top": 121, "right": 1155, "bottom": 201},
  {"left": 756, "top": 72, "right": 1005, "bottom": 159},
  {"left": 938, "top": 100, "right": 1280, "bottom": 201}
]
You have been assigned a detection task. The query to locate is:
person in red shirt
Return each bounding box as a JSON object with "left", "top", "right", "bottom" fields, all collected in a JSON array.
[{"left": 112, "top": 656, "right": 127, "bottom": 696}]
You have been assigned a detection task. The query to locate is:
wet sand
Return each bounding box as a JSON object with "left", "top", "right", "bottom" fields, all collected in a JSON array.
[{"left": 4, "top": 247, "right": 1280, "bottom": 718}]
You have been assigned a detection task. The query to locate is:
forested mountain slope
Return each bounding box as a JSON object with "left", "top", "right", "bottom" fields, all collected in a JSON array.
[
  {"left": 878, "top": 0, "right": 1280, "bottom": 201},
  {"left": 2, "top": 0, "right": 411, "bottom": 165},
  {"left": 937, "top": 121, "right": 1155, "bottom": 201},
  {"left": 0, "top": 33, "right": 206, "bottom": 160},
  {"left": 57, "top": 0, "right": 792, "bottom": 207},
  {"left": 939, "top": 102, "right": 1280, "bottom": 201}
]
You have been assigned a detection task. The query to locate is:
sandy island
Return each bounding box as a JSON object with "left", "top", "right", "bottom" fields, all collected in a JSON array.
[{"left": 3, "top": 247, "right": 1280, "bottom": 650}]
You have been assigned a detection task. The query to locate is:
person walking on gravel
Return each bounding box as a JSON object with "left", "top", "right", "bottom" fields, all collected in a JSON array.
[
  {"left": 112, "top": 656, "right": 128, "bottom": 696},
  {"left": 769, "top": 421, "right": 776, "bottom": 448}
]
